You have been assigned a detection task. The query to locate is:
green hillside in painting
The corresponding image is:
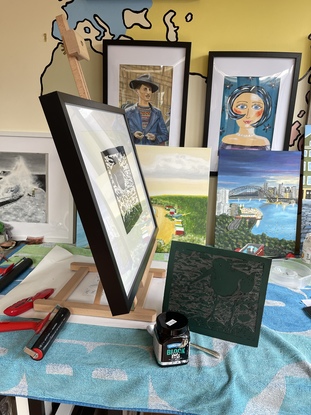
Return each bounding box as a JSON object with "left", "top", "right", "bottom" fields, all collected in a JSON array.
[{"left": 150, "top": 194, "right": 208, "bottom": 254}]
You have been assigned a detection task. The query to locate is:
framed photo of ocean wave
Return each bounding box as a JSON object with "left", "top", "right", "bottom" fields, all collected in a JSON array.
[
  {"left": 215, "top": 150, "right": 301, "bottom": 257},
  {"left": 163, "top": 241, "right": 272, "bottom": 347},
  {"left": 0, "top": 131, "right": 74, "bottom": 243}
]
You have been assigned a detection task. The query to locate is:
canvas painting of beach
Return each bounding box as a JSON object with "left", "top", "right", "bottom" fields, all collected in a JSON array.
[{"left": 136, "top": 146, "right": 211, "bottom": 260}]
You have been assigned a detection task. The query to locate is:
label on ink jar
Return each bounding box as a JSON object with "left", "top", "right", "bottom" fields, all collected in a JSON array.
[{"left": 153, "top": 311, "right": 190, "bottom": 366}]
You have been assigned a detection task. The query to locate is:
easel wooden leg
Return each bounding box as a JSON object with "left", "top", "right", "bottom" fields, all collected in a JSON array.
[{"left": 34, "top": 254, "right": 165, "bottom": 322}]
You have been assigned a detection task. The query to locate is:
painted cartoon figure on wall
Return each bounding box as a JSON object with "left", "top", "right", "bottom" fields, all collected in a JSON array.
[
  {"left": 220, "top": 77, "right": 279, "bottom": 150},
  {"left": 125, "top": 74, "right": 169, "bottom": 146}
]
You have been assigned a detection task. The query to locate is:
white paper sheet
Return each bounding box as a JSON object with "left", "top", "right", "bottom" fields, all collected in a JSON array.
[{"left": 0, "top": 245, "right": 166, "bottom": 329}]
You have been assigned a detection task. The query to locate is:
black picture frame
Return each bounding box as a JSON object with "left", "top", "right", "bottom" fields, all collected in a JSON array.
[
  {"left": 103, "top": 40, "right": 191, "bottom": 147},
  {"left": 40, "top": 91, "right": 158, "bottom": 316},
  {"left": 203, "top": 51, "right": 301, "bottom": 174}
]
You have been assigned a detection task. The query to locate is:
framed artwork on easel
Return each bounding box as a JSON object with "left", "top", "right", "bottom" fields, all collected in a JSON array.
[{"left": 40, "top": 91, "right": 158, "bottom": 316}]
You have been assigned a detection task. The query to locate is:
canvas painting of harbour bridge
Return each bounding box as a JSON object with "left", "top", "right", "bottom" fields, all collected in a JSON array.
[{"left": 215, "top": 149, "right": 301, "bottom": 257}]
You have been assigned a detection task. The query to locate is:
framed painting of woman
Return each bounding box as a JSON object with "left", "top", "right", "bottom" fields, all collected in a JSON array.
[{"left": 203, "top": 52, "right": 301, "bottom": 174}]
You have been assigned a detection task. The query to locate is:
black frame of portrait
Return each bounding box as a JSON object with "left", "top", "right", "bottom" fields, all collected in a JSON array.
[
  {"left": 103, "top": 40, "right": 191, "bottom": 147},
  {"left": 40, "top": 91, "right": 158, "bottom": 316},
  {"left": 203, "top": 51, "right": 301, "bottom": 174}
]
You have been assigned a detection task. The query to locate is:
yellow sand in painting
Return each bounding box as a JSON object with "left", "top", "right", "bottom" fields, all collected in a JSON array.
[{"left": 154, "top": 205, "right": 175, "bottom": 243}]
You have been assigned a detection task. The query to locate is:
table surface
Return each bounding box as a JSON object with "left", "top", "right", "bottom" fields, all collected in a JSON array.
[{"left": 0, "top": 245, "right": 311, "bottom": 415}]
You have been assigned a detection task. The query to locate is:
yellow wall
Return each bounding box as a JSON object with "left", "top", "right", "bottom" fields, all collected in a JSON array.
[
  {"left": 1, "top": 0, "right": 311, "bottom": 147},
  {"left": 128, "top": 0, "right": 311, "bottom": 76}
]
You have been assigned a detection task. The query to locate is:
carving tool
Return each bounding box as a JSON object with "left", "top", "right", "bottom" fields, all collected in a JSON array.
[
  {"left": 0, "top": 257, "right": 33, "bottom": 293},
  {"left": 190, "top": 343, "right": 220, "bottom": 359},
  {"left": 0, "top": 305, "right": 70, "bottom": 360},
  {"left": 3, "top": 288, "right": 55, "bottom": 316}
]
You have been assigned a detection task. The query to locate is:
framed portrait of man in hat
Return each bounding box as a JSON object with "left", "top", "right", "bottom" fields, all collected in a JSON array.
[
  {"left": 103, "top": 40, "right": 192, "bottom": 147},
  {"left": 120, "top": 68, "right": 172, "bottom": 146}
]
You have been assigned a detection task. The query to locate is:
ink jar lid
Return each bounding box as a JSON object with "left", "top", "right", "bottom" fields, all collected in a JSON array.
[{"left": 156, "top": 311, "right": 189, "bottom": 338}]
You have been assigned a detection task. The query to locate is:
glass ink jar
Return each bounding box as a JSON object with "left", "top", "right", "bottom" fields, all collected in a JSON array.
[{"left": 153, "top": 311, "right": 190, "bottom": 366}]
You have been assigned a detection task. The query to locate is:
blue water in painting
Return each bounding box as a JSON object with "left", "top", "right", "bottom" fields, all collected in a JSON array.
[{"left": 230, "top": 199, "right": 298, "bottom": 241}]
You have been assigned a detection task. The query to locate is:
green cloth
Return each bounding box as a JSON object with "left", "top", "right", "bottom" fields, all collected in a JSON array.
[{"left": 8, "top": 243, "right": 92, "bottom": 267}]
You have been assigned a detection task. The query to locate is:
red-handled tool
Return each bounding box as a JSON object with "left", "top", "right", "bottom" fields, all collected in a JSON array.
[
  {"left": 3, "top": 288, "right": 54, "bottom": 316},
  {"left": 0, "top": 305, "right": 71, "bottom": 360},
  {"left": 0, "top": 310, "right": 52, "bottom": 333}
]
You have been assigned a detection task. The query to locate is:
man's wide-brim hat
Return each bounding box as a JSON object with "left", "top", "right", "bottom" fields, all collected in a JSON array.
[{"left": 129, "top": 74, "right": 159, "bottom": 92}]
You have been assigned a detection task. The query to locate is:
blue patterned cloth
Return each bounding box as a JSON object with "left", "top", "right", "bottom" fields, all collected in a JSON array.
[{"left": 0, "top": 282, "right": 311, "bottom": 415}]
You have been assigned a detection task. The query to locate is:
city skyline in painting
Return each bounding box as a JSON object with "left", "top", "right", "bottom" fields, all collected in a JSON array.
[
  {"left": 217, "top": 150, "right": 301, "bottom": 190},
  {"left": 215, "top": 150, "right": 301, "bottom": 257}
]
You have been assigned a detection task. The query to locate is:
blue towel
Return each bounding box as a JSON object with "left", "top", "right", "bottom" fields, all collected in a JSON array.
[{"left": 0, "top": 281, "right": 311, "bottom": 415}]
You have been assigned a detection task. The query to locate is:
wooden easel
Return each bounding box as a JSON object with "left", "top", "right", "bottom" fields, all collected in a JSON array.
[
  {"left": 34, "top": 241, "right": 165, "bottom": 322},
  {"left": 34, "top": 15, "right": 165, "bottom": 322},
  {"left": 56, "top": 14, "right": 91, "bottom": 99}
]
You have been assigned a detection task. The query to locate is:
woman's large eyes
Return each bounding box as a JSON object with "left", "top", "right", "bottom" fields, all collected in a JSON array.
[
  {"left": 234, "top": 103, "right": 263, "bottom": 111},
  {"left": 252, "top": 104, "right": 263, "bottom": 110},
  {"left": 235, "top": 103, "right": 247, "bottom": 110}
]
